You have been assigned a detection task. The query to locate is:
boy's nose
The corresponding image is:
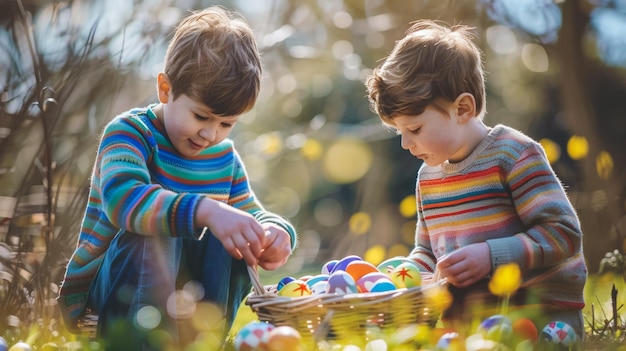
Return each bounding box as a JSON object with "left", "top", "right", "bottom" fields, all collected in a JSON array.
[
  {"left": 400, "top": 134, "right": 413, "bottom": 150},
  {"left": 199, "top": 126, "right": 216, "bottom": 141}
]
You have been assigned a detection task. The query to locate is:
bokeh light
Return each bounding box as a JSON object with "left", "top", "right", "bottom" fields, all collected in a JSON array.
[
  {"left": 322, "top": 138, "right": 373, "bottom": 184},
  {"left": 364, "top": 244, "right": 386, "bottom": 265},
  {"left": 136, "top": 306, "right": 162, "bottom": 330},
  {"left": 595, "top": 150, "right": 614, "bottom": 180},
  {"left": 313, "top": 198, "right": 343, "bottom": 227},
  {"left": 399, "top": 195, "right": 417, "bottom": 218},
  {"left": 349, "top": 212, "right": 372, "bottom": 235},
  {"left": 566, "top": 135, "right": 589, "bottom": 160},
  {"left": 539, "top": 138, "right": 561, "bottom": 164},
  {"left": 300, "top": 138, "right": 324, "bottom": 161}
]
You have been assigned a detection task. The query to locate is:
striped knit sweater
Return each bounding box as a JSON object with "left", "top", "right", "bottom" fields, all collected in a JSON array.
[
  {"left": 409, "top": 124, "right": 587, "bottom": 309},
  {"left": 58, "top": 105, "right": 297, "bottom": 321}
]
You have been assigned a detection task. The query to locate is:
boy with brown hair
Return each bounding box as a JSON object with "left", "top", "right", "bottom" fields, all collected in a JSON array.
[
  {"left": 58, "top": 6, "right": 297, "bottom": 349},
  {"left": 366, "top": 20, "right": 587, "bottom": 337}
]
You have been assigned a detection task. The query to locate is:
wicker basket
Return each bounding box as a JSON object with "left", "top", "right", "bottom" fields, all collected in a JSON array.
[{"left": 245, "top": 265, "right": 446, "bottom": 347}]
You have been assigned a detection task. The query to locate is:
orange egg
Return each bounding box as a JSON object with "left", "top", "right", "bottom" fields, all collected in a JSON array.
[
  {"left": 345, "top": 260, "right": 379, "bottom": 282},
  {"left": 265, "top": 326, "right": 303, "bottom": 351},
  {"left": 512, "top": 317, "right": 538, "bottom": 343}
]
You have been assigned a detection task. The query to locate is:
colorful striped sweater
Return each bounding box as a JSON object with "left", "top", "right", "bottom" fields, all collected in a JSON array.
[
  {"left": 58, "top": 105, "right": 297, "bottom": 320},
  {"left": 409, "top": 124, "right": 587, "bottom": 308}
]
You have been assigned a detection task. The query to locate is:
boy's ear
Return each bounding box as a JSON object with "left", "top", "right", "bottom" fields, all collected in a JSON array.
[
  {"left": 157, "top": 73, "right": 171, "bottom": 103},
  {"left": 455, "top": 93, "right": 476, "bottom": 122}
]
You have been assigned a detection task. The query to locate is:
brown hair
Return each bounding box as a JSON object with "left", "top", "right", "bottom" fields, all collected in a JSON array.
[
  {"left": 163, "top": 6, "right": 262, "bottom": 116},
  {"left": 366, "top": 20, "right": 486, "bottom": 123}
]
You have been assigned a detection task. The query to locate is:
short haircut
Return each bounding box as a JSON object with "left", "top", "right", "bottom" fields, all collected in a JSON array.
[
  {"left": 366, "top": 20, "right": 486, "bottom": 123},
  {"left": 163, "top": 6, "right": 262, "bottom": 116}
]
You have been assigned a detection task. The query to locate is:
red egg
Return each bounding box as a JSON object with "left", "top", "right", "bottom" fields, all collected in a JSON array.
[{"left": 265, "top": 326, "right": 303, "bottom": 351}]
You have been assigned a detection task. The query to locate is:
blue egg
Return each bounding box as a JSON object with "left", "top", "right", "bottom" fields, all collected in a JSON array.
[
  {"left": 331, "top": 255, "right": 363, "bottom": 273},
  {"left": 305, "top": 274, "right": 329, "bottom": 288},
  {"left": 277, "top": 276, "right": 296, "bottom": 291},
  {"left": 322, "top": 260, "right": 339, "bottom": 275}
]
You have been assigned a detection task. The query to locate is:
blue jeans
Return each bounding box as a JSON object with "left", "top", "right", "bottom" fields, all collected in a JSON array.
[{"left": 88, "top": 231, "right": 250, "bottom": 350}]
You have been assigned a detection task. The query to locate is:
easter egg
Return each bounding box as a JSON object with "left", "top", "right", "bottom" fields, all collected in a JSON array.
[
  {"left": 436, "top": 332, "right": 461, "bottom": 351},
  {"left": 305, "top": 274, "right": 329, "bottom": 289},
  {"left": 539, "top": 321, "right": 577, "bottom": 346},
  {"left": 0, "top": 337, "right": 7, "bottom": 351},
  {"left": 389, "top": 261, "right": 422, "bottom": 288},
  {"left": 356, "top": 272, "right": 394, "bottom": 293},
  {"left": 477, "top": 315, "right": 513, "bottom": 341},
  {"left": 331, "top": 255, "right": 363, "bottom": 273},
  {"left": 265, "top": 325, "right": 303, "bottom": 351},
  {"left": 8, "top": 342, "right": 31, "bottom": 351},
  {"left": 234, "top": 321, "right": 275, "bottom": 351},
  {"left": 512, "top": 317, "right": 538, "bottom": 343},
  {"left": 376, "top": 256, "right": 417, "bottom": 274},
  {"left": 345, "top": 260, "right": 379, "bottom": 282},
  {"left": 277, "top": 276, "right": 296, "bottom": 291},
  {"left": 325, "top": 270, "right": 358, "bottom": 294},
  {"left": 310, "top": 280, "right": 328, "bottom": 295},
  {"left": 299, "top": 275, "right": 313, "bottom": 282},
  {"left": 321, "top": 260, "right": 339, "bottom": 275},
  {"left": 278, "top": 280, "right": 312, "bottom": 297}
]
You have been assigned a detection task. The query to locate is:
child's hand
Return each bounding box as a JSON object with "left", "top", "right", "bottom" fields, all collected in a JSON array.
[
  {"left": 196, "top": 198, "right": 266, "bottom": 266},
  {"left": 435, "top": 242, "right": 491, "bottom": 288},
  {"left": 257, "top": 224, "right": 292, "bottom": 271}
]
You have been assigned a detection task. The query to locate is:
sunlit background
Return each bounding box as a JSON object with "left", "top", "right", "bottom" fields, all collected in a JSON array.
[{"left": 1, "top": 0, "right": 625, "bottom": 338}]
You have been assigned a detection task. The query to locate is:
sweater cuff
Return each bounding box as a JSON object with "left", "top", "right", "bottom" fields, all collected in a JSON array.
[{"left": 486, "top": 238, "right": 512, "bottom": 274}]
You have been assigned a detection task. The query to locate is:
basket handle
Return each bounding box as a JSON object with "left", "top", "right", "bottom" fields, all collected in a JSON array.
[{"left": 247, "top": 264, "right": 266, "bottom": 295}]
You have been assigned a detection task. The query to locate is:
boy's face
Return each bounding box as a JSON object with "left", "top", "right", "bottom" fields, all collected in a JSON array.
[
  {"left": 388, "top": 99, "right": 471, "bottom": 167},
  {"left": 159, "top": 91, "right": 239, "bottom": 159}
]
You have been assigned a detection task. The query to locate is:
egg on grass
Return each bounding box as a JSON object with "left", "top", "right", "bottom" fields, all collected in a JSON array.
[
  {"left": 512, "top": 317, "right": 538, "bottom": 344},
  {"left": 234, "top": 321, "right": 275, "bottom": 351},
  {"left": 265, "top": 325, "right": 303, "bottom": 351}
]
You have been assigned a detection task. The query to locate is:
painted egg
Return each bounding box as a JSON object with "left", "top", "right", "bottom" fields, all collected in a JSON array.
[
  {"left": 539, "top": 321, "right": 577, "bottom": 346},
  {"left": 512, "top": 317, "right": 538, "bottom": 343},
  {"left": 325, "top": 270, "right": 358, "bottom": 295},
  {"left": 331, "top": 255, "right": 363, "bottom": 273},
  {"left": 277, "top": 276, "right": 296, "bottom": 291},
  {"left": 310, "top": 280, "right": 328, "bottom": 295},
  {"left": 0, "top": 337, "right": 7, "bottom": 351},
  {"left": 234, "top": 321, "right": 276, "bottom": 351},
  {"left": 477, "top": 315, "right": 513, "bottom": 341},
  {"left": 265, "top": 325, "right": 303, "bottom": 351},
  {"left": 278, "top": 280, "right": 312, "bottom": 297},
  {"left": 356, "top": 272, "right": 395, "bottom": 293},
  {"left": 299, "top": 275, "right": 313, "bottom": 282},
  {"left": 8, "top": 342, "right": 31, "bottom": 351},
  {"left": 345, "top": 260, "right": 379, "bottom": 282},
  {"left": 322, "top": 260, "right": 339, "bottom": 275},
  {"left": 389, "top": 261, "right": 422, "bottom": 288},
  {"left": 376, "top": 256, "right": 418, "bottom": 274},
  {"left": 305, "top": 274, "right": 329, "bottom": 289},
  {"left": 435, "top": 332, "right": 461, "bottom": 351}
]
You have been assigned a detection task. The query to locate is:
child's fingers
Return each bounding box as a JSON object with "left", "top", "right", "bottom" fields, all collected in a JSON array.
[{"left": 232, "top": 234, "right": 258, "bottom": 266}]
